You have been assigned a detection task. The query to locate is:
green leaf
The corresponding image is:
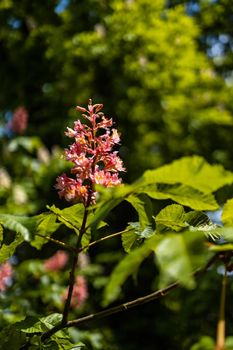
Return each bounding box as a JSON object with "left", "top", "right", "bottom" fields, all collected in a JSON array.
[
  {"left": 184, "top": 211, "right": 210, "bottom": 227},
  {"left": 154, "top": 204, "right": 188, "bottom": 232},
  {"left": 8, "top": 136, "right": 43, "bottom": 153},
  {"left": 126, "top": 194, "right": 153, "bottom": 229},
  {"left": 88, "top": 184, "right": 136, "bottom": 228},
  {"left": 141, "top": 183, "right": 218, "bottom": 210},
  {"left": 0, "top": 214, "right": 32, "bottom": 240},
  {"left": 154, "top": 205, "right": 211, "bottom": 233},
  {"left": 47, "top": 204, "right": 84, "bottom": 233},
  {"left": 190, "top": 336, "right": 215, "bottom": 350},
  {"left": 154, "top": 231, "right": 208, "bottom": 289},
  {"left": 141, "top": 156, "right": 233, "bottom": 194},
  {"left": 0, "top": 231, "right": 24, "bottom": 263},
  {"left": 121, "top": 229, "right": 139, "bottom": 253},
  {"left": 103, "top": 235, "right": 160, "bottom": 306},
  {"left": 17, "top": 313, "right": 62, "bottom": 334},
  {"left": 31, "top": 213, "right": 61, "bottom": 249},
  {"left": 0, "top": 325, "right": 27, "bottom": 350},
  {"left": 222, "top": 198, "right": 233, "bottom": 226},
  {"left": 121, "top": 223, "right": 154, "bottom": 253}
]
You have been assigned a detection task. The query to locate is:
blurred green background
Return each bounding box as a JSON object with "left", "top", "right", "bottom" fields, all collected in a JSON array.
[{"left": 1, "top": 0, "right": 233, "bottom": 349}]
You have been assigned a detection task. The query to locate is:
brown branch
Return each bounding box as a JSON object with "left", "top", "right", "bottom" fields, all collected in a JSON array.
[
  {"left": 41, "top": 253, "right": 218, "bottom": 341},
  {"left": 61, "top": 208, "right": 89, "bottom": 326}
]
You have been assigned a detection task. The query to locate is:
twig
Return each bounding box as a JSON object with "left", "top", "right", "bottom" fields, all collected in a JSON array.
[
  {"left": 35, "top": 233, "right": 76, "bottom": 252},
  {"left": 41, "top": 253, "right": 218, "bottom": 341},
  {"left": 77, "top": 228, "right": 134, "bottom": 252}
]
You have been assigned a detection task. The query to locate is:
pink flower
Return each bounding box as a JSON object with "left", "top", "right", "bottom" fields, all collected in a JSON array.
[
  {"left": 55, "top": 100, "right": 125, "bottom": 206},
  {"left": 44, "top": 250, "right": 68, "bottom": 272},
  {"left": 0, "top": 262, "right": 13, "bottom": 292},
  {"left": 8, "top": 106, "right": 29, "bottom": 134},
  {"left": 63, "top": 275, "right": 88, "bottom": 308}
]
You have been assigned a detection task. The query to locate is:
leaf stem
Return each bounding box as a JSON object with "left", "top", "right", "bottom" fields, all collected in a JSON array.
[
  {"left": 215, "top": 265, "right": 227, "bottom": 350},
  {"left": 77, "top": 228, "right": 134, "bottom": 252},
  {"left": 34, "top": 233, "right": 76, "bottom": 252}
]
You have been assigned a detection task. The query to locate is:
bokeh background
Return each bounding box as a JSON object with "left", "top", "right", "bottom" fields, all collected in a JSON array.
[{"left": 1, "top": 0, "right": 233, "bottom": 349}]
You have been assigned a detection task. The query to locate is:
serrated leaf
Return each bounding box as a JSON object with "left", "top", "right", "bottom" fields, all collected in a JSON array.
[
  {"left": 141, "top": 156, "right": 233, "bottom": 194},
  {"left": 17, "top": 314, "right": 63, "bottom": 334},
  {"left": 81, "top": 229, "right": 91, "bottom": 250},
  {"left": 103, "top": 235, "right": 160, "bottom": 306},
  {"left": 47, "top": 204, "right": 84, "bottom": 233},
  {"left": 0, "top": 231, "right": 24, "bottom": 263},
  {"left": 141, "top": 183, "right": 218, "bottom": 210},
  {"left": 222, "top": 198, "right": 233, "bottom": 227},
  {"left": 126, "top": 194, "right": 153, "bottom": 229},
  {"left": 31, "top": 213, "right": 61, "bottom": 249},
  {"left": 0, "top": 214, "right": 31, "bottom": 240},
  {"left": 154, "top": 204, "right": 188, "bottom": 232},
  {"left": 121, "top": 229, "right": 139, "bottom": 253},
  {"left": 154, "top": 231, "right": 208, "bottom": 289},
  {"left": 184, "top": 211, "right": 210, "bottom": 227}
]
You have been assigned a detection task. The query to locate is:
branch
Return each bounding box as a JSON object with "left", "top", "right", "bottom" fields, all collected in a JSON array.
[
  {"left": 41, "top": 253, "right": 218, "bottom": 341},
  {"left": 78, "top": 228, "right": 134, "bottom": 252},
  {"left": 35, "top": 233, "right": 76, "bottom": 252}
]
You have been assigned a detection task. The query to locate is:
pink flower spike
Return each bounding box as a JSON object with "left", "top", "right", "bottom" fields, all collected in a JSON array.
[
  {"left": 55, "top": 100, "right": 125, "bottom": 205},
  {"left": 76, "top": 106, "right": 87, "bottom": 113},
  {"left": 62, "top": 275, "right": 88, "bottom": 308},
  {"left": 44, "top": 251, "right": 68, "bottom": 272},
  {"left": 0, "top": 262, "right": 13, "bottom": 292},
  {"left": 65, "top": 127, "right": 77, "bottom": 138},
  {"left": 93, "top": 104, "right": 103, "bottom": 113}
]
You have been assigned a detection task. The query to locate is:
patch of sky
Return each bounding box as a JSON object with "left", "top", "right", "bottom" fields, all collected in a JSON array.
[
  {"left": 207, "top": 42, "right": 225, "bottom": 58},
  {"left": 8, "top": 18, "right": 21, "bottom": 29},
  {"left": 54, "top": 0, "right": 70, "bottom": 14},
  {"left": 219, "top": 34, "right": 229, "bottom": 45},
  {"left": 0, "top": 111, "right": 13, "bottom": 138},
  {"left": 186, "top": 1, "right": 200, "bottom": 15},
  {"left": 207, "top": 208, "right": 222, "bottom": 225}
]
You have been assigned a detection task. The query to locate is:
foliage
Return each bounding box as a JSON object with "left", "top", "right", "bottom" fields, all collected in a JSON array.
[
  {"left": 1, "top": 153, "right": 233, "bottom": 348},
  {"left": 1, "top": 0, "right": 233, "bottom": 179}
]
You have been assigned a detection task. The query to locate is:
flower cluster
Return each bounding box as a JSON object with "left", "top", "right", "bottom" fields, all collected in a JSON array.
[
  {"left": 8, "top": 106, "right": 29, "bottom": 134},
  {"left": 44, "top": 250, "right": 68, "bottom": 272},
  {"left": 55, "top": 100, "right": 125, "bottom": 205},
  {"left": 0, "top": 262, "right": 13, "bottom": 292},
  {"left": 62, "top": 275, "right": 88, "bottom": 308}
]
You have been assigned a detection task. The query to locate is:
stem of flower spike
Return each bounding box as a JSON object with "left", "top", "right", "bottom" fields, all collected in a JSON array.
[
  {"left": 62, "top": 205, "right": 90, "bottom": 324},
  {"left": 41, "top": 195, "right": 91, "bottom": 343},
  {"left": 215, "top": 265, "right": 227, "bottom": 350}
]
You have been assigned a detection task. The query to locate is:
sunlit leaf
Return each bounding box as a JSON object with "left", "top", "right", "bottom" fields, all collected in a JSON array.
[
  {"left": 0, "top": 232, "right": 24, "bottom": 263},
  {"left": 47, "top": 204, "right": 84, "bottom": 233},
  {"left": 31, "top": 213, "right": 61, "bottom": 249},
  {"left": 126, "top": 194, "right": 153, "bottom": 229},
  {"left": 141, "top": 156, "right": 233, "bottom": 193},
  {"left": 141, "top": 183, "right": 218, "bottom": 210},
  {"left": 222, "top": 198, "right": 233, "bottom": 227},
  {"left": 154, "top": 204, "right": 188, "bottom": 232}
]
